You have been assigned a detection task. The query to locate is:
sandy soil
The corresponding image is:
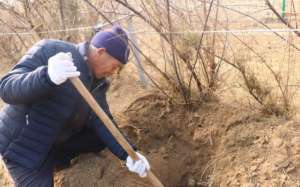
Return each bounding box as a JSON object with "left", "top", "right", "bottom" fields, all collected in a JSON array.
[
  {"left": 1, "top": 1, "right": 300, "bottom": 186},
  {"left": 53, "top": 63, "right": 300, "bottom": 187},
  {"left": 1, "top": 50, "right": 300, "bottom": 187}
]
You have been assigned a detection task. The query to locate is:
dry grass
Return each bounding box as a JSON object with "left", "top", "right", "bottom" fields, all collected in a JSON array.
[{"left": 0, "top": 0, "right": 300, "bottom": 186}]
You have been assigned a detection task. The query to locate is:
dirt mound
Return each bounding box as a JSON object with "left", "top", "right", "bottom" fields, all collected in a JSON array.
[
  {"left": 1, "top": 57, "right": 295, "bottom": 187},
  {"left": 55, "top": 92, "right": 300, "bottom": 187}
]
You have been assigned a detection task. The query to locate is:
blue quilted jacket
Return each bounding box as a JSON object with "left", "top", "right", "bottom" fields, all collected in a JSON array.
[{"left": 0, "top": 39, "right": 129, "bottom": 169}]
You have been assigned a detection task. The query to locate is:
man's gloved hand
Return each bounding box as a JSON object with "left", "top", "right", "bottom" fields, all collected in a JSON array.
[
  {"left": 48, "top": 52, "right": 80, "bottom": 85},
  {"left": 126, "top": 152, "right": 150, "bottom": 178}
]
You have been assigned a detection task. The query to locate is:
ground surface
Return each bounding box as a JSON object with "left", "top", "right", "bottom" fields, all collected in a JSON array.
[
  {"left": 1, "top": 1, "right": 300, "bottom": 186},
  {"left": 1, "top": 52, "right": 300, "bottom": 187},
  {"left": 52, "top": 64, "right": 300, "bottom": 187}
]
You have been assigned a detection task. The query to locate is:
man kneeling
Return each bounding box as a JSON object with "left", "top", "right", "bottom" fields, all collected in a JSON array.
[{"left": 0, "top": 25, "right": 149, "bottom": 187}]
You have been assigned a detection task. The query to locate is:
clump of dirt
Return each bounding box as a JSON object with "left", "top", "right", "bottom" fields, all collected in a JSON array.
[
  {"left": 121, "top": 94, "right": 216, "bottom": 186},
  {"left": 55, "top": 91, "right": 300, "bottom": 186}
]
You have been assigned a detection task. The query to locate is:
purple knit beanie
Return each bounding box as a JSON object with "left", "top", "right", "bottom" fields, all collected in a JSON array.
[{"left": 90, "top": 25, "right": 130, "bottom": 64}]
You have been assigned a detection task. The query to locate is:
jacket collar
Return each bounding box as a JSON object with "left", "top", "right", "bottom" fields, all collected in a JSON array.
[
  {"left": 76, "top": 42, "right": 93, "bottom": 78},
  {"left": 77, "top": 41, "right": 89, "bottom": 61}
]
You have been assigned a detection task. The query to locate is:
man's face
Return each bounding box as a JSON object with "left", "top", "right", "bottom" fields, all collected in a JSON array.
[{"left": 89, "top": 47, "right": 123, "bottom": 79}]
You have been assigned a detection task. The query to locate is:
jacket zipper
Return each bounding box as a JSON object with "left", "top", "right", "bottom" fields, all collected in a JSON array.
[
  {"left": 91, "top": 81, "right": 106, "bottom": 94},
  {"left": 87, "top": 79, "right": 107, "bottom": 121},
  {"left": 26, "top": 114, "right": 29, "bottom": 125}
]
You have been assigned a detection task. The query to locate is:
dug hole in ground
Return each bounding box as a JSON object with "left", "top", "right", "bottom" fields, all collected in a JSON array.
[{"left": 1, "top": 63, "right": 300, "bottom": 187}]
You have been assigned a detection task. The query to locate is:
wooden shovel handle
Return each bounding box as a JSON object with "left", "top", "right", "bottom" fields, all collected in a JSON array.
[{"left": 69, "top": 77, "right": 164, "bottom": 187}]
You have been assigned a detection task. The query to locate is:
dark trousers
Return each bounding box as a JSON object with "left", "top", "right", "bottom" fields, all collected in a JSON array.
[{"left": 3, "top": 128, "right": 106, "bottom": 187}]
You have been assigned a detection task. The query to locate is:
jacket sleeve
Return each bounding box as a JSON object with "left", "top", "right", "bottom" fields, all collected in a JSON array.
[
  {"left": 0, "top": 41, "right": 56, "bottom": 105},
  {"left": 90, "top": 84, "right": 137, "bottom": 161}
]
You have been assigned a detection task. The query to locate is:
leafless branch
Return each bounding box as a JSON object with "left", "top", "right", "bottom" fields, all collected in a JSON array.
[{"left": 265, "top": 0, "right": 300, "bottom": 37}]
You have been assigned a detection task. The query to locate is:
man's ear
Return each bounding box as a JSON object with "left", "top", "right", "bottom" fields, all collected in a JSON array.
[{"left": 97, "top": 48, "right": 106, "bottom": 56}]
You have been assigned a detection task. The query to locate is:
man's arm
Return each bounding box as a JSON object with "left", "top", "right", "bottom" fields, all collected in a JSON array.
[
  {"left": 90, "top": 84, "right": 136, "bottom": 160},
  {"left": 90, "top": 93, "right": 150, "bottom": 178},
  {"left": 0, "top": 41, "right": 56, "bottom": 105},
  {"left": 92, "top": 117, "right": 129, "bottom": 160}
]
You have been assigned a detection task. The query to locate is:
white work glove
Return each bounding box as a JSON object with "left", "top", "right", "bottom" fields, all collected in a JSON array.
[
  {"left": 47, "top": 52, "right": 80, "bottom": 85},
  {"left": 126, "top": 152, "right": 150, "bottom": 178}
]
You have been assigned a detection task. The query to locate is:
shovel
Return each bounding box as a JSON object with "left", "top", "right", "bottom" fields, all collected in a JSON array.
[{"left": 69, "top": 77, "right": 164, "bottom": 187}]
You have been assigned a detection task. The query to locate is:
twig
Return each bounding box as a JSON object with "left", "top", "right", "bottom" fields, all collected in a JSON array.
[
  {"left": 188, "top": 0, "right": 214, "bottom": 91},
  {"left": 165, "top": 0, "right": 189, "bottom": 103},
  {"left": 0, "top": 18, "right": 27, "bottom": 48},
  {"left": 58, "top": 0, "right": 66, "bottom": 30},
  {"left": 265, "top": 0, "right": 300, "bottom": 37},
  {"left": 115, "top": 0, "right": 204, "bottom": 96},
  {"left": 198, "top": 0, "right": 300, "bottom": 52},
  {"left": 82, "top": 0, "right": 113, "bottom": 25}
]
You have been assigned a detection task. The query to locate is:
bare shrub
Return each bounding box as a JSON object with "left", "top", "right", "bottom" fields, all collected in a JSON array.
[{"left": 235, "top": 55, "right": 293, "bottom": 118}]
